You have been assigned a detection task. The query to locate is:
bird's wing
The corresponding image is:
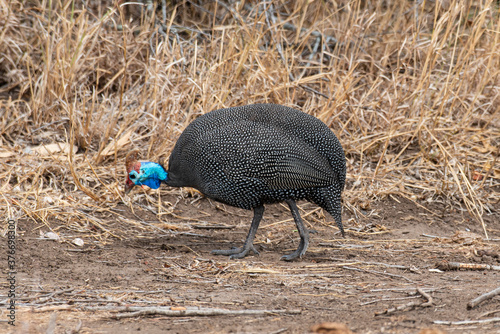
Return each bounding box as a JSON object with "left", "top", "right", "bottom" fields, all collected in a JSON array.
[
  {"left": 197, "top": 121, "right": 337, "bottom": 190},
  {"left": 255, "top": 147, "right": 336, "bottom": 189}
]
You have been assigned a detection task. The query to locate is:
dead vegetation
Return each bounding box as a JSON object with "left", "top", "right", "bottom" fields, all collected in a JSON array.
[
  {"left": 0, "top": 0, "right": 499, "bottom": 332},
  {"left": 1, "top": 0, "right": 498, "bottom": 235}
]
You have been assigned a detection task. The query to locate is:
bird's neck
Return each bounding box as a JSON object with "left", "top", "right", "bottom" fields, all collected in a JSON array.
[{"left": 141, "top": 161, "right": 168, "bottom": 182}]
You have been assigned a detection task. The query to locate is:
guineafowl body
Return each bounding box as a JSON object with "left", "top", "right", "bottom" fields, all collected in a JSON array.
[{"left": 126, "top": 104, "right": 346, "bottom": 260}]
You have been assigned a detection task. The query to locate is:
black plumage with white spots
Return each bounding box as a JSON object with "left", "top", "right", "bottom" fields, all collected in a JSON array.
[{"left": 127, "top": 104, "right": 346, "bottom": 260}]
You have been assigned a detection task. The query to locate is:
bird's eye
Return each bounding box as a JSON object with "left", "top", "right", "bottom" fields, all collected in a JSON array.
[{"left": 129, "top": 173, "right": 136, "bottom": 180}]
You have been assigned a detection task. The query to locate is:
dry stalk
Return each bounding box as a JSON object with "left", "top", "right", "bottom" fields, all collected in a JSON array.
[
  {"left": 468, "top": 287, "right": 500, "bottom": 310},
  {"left": 0, "top": 0, "right": 498, "bottom": 238}
]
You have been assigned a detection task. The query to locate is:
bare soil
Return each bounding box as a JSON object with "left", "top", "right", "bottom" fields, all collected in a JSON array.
[
  {"left": 2, "top": 193, "right": 500, "bottom": 334},
  {"left": 1, "top": 1, "right": 498, "bottom": 333}
]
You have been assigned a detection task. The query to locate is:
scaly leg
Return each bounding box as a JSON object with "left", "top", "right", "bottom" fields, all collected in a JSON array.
[
  {"left": 212, "top": 205, "right": 264, "bottom": 259},
  {"left": 281, "top": 199, "right": 310, "bottom": 261}
]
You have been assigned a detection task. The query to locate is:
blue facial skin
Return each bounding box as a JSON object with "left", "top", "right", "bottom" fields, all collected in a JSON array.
[{"left": 129, "top": 162, "right": 168, "bottom": 189}]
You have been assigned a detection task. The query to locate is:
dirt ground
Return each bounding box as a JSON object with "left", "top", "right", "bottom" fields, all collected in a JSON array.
[{"left": 2, "top": 192, "right": 500, "bottom": 334}]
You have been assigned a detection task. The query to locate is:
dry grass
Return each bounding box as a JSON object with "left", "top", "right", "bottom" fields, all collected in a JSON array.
[{"left": 0, "top": 0, "right": 499, "bottom": 237}]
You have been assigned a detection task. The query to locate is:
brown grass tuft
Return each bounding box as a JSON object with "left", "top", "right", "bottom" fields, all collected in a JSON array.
[{"left": 1, "top": 0, "right": 498, "bottom": 237}]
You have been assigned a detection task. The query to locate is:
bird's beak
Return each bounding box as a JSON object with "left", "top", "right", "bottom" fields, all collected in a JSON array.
[{"left": 124, "top": 182, "right": 134, "bottom": 194}]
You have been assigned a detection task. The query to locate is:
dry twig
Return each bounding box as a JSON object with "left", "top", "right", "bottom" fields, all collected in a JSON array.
[
  {"left": 436, "top": 261, "right": 500, "bottom": 272},
  {"left": 434, "top": 318, "right": 500, "bottom": 326},
  {"left": 108, "top": 306, "right": 301, "bottom": 319},
  {"left": 342, "top": 266, "right": 414, "bottom": 283},
  {"left": 467, "top": 287, "right": 500, "bottom": 310},
  {"left": 375, "top": 287, "right": 433, "bottom": 316}
]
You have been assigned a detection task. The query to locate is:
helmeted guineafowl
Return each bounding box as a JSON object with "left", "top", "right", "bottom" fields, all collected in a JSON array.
[{"left": 125, "top": 104, "right": 346, "bottom": 260}]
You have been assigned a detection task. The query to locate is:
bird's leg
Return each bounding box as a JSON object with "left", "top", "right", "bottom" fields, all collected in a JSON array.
[
  {"left": 281, "top": 199, "right": 310, "bottom": 261},
  {"left": 211, "top": 205, "right": 264, "bottom": 259}
]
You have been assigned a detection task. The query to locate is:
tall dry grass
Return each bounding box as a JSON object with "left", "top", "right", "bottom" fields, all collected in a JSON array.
[{"left": 0, "top": 0, "right": 498, "bottom": 237}]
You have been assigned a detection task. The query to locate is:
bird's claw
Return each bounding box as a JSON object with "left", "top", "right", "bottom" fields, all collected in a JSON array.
[
  {"left": 211, "top": 244, "right": 259, "bottom": 259},
  {"left": 280, "top": 248, "right": 306, "bottom": 261}
]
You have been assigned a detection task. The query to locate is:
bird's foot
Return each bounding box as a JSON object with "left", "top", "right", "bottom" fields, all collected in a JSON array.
[
  {"left": 211, "top": 244, "right": 259, "bottom": 259},
  {"left": 280, "top": 252, "right": 301, "bottom": 261},
  {"left": 280, "top": 247, "right": 306, "bottom": 261}
]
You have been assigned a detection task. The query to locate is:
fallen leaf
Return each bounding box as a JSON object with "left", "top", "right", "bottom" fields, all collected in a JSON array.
[
  {"left": 451, "top": 231, "right": 483, "bottom": 245},
  {"left": 72, "top": 238, "right": 84, "bottom": 247},
  {"left": 171, "top": 306, "right": 186, "bottom": 311},
  {"left": 31, "top": 143, "right": 77, "bottom": 156},
  {"left": 41, "top": 231, "right": 60, "bottom": 241},
  {"left": 101, "top": 129, "right": 133, "bottom": 156},
  {"left": 0, "top": 151, "right": 15, "bottom": 158},
  {"left": 472, "top": 171, "right": 483, "bottom": 181},
  {"left": 311, "top": 322, "right": 354, "bottom": 334},
  {"left": 419, "top": 329, "right": 447, "bottom": 334}
]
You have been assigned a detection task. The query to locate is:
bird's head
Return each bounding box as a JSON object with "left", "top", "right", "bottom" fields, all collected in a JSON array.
[{"left": 125, "top": 151, "right": 168, "bottom": 194}]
